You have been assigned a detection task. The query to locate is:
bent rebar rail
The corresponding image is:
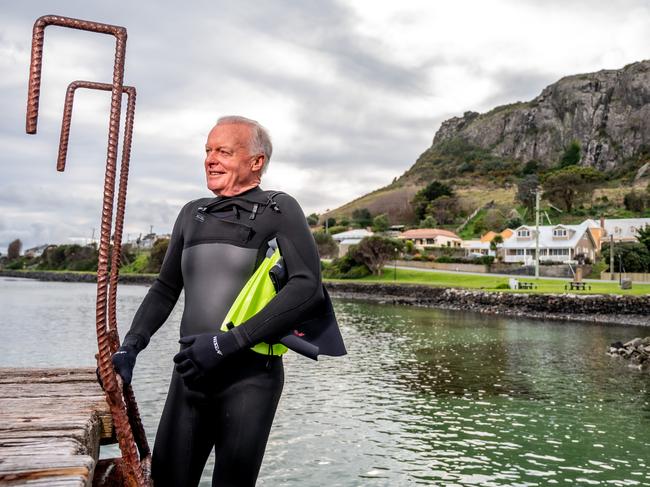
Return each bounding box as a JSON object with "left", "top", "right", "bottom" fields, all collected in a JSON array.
[
  {"left": 60, "top": 80, "right": 150, "bottom": 462},
  {"left": 26, "top": 15, "right": 151, "bottom": 486}
]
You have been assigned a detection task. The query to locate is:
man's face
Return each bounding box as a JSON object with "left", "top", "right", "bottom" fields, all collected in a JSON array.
[{"left": 204, "top": 123, "right": 264, "bottom": 196}]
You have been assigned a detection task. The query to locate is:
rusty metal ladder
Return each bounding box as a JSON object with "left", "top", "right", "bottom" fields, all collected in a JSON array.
[{"left": 26, "top": 15, "right": 152, "bottom": 486}]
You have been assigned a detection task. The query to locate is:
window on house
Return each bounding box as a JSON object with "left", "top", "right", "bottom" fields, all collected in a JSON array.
[
  {"left": 549, "top": 248, "right": 569, "bottom": 256},
  {"left": 553, "top": 228, "right": 567, "bottom": 237},
  {"left": 517, "top": 229, "right": 530, "bottom": 238}
]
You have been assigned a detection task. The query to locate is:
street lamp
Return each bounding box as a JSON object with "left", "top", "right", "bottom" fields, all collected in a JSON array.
[{"left": 393, "top": 247, "right": 398, "bottom": 281}]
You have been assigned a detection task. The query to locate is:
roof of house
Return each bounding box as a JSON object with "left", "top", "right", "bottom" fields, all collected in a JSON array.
[
  {"left": 399, "top": 228, "right": 461, "bottom": 240},
  {"left": 338, "top": 238, "right": 363, "bottom": 246},
  {"left": 603, "top": 218, "right": 650, "bottom": 240},
  {"left": 331, "top": 229, "right": 373, "bottom": 241},
  {"left": 480, "top": 229, "right": 513, "bottom": 243},
  {"left": 462, "top": 240, "right": 491, "bottom": 249},
  {"left": 503, "top": 220, "right": 598, "bottom": 250}
]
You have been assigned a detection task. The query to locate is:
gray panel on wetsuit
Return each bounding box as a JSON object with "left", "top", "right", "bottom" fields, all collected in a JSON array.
[{"left": 180, "top": 242, "right": 258, "bottom": 336}]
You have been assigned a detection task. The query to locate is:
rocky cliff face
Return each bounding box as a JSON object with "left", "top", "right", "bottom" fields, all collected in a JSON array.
[{"left": 432, "top": 60, "right": 650, "bottom": 171}]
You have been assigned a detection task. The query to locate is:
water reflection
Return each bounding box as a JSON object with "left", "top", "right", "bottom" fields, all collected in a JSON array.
[{"left": 1, "top": 278, "right": 649, "bottom": 486}]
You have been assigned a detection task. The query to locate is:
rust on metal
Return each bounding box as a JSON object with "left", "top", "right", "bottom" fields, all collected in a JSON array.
[
  {"left": 25, "top": 15, "right": 151, "bottom": 486},
  {"left": 59, "top": 80, "right": 151, "bottom": 461}
]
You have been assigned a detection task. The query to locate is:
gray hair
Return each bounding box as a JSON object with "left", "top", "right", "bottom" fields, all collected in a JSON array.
[{"left": 216, "top": 115, "right": 273, "bottom": 172}]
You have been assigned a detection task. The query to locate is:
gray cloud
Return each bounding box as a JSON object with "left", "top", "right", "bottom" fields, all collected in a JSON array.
[{"left": 1, "top": 1, "right": 647, "bottom": 250}]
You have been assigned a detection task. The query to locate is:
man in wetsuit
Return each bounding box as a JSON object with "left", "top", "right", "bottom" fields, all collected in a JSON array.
[{"left": 111, "top": 116, "right": 323, "bottom": 486}]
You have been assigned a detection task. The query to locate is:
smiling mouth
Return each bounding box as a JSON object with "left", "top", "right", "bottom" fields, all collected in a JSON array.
[{"left": 208, "top": 170, "right": 226, "bottom": 176}]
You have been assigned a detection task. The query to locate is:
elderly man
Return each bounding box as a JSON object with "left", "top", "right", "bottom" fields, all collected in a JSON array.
[{"left": 112, "top": 116, "right": 324, "bottom": 486}]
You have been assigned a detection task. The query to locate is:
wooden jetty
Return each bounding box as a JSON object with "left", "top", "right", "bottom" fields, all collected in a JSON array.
[{"left": 0, "top": 368, "right": 115, "bottom": 486}]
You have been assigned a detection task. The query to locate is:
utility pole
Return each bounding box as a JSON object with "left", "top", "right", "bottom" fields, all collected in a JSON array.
[
  {"left": 535, "top": 188, "right": 541, "bottom": 279},
  {"left": 609, "top": 234, "right": 615, "bottom": 281}
]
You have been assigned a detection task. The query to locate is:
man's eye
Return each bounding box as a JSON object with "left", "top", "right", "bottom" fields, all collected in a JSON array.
[{"left": 219, "top": 149, "right": 231, "bottom": 156}]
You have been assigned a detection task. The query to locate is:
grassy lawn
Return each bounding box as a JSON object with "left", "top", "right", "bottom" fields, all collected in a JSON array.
[{"left": 333, "top": 267, "right": 650, "bottom": 296}]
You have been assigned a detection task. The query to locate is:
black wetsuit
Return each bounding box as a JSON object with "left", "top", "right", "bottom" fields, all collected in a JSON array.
[{"left": 123, "top": 187, "right": 323, "bottom": 487}]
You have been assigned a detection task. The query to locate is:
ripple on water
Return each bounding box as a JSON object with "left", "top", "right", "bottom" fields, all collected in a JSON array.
[{"left": 2, "top": 281, "right": 650, "bottom": 486}]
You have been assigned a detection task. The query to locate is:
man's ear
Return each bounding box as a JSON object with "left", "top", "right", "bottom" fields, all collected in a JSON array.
[{"left": 251, "top": 154, "right": 265, "bottom": 172}]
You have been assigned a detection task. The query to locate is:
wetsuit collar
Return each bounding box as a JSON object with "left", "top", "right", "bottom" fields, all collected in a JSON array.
[{"left": 215, "top": 186, "right": 262, "bottom": 201}]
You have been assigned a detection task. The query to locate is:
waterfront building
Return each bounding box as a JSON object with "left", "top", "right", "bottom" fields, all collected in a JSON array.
[
  {"left": 398, "top": 228, "right": 462, "bottom": 251},
  {"left": 331, "top": 228, "right": 374, "bottom": 257},
  {"left": 602, "top": 218, "right": 650, "bottom": 243},
  {"left": 501, "top": 220, "right": 600, "bottom": 264}
]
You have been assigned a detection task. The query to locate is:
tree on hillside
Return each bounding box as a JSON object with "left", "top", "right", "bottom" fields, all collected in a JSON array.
[
  {"left": 516, "top": 174, "right": 539, "bottom": 214},
  {"left": 372, "top": 214, "right": 389, "bottom": 232},
  {"left": 352, "top": 208, "right": 373, "bottom": 228},
  {"left": 541, "top": 166, "right": 604, "bottom": 213},
  {"left": 419, "top": 215, "right": 437, "bottom": 228},
  {"left": 352, "top": 236, "right": 404, "bottom": 276},
  {"left": 623, "top": 191, "right": 648, "bottom": 212},
  {"left": 411, "top": 181, "right": 454, "bottom": 220},
  {"left": 521, "top": 159, "right": 540, "bottom": 175},
  {"left": 306, "top": 213, "right": 319, "bottom": 226},
  {"left": 7, "top": 239, "right": 22, "bottom": 260},
  {"left": 559, "top": 140, "right": 581, "bottom": 168},
  {"left": 637, "top": 225, "right": 650, "bottom": 253},
  {"left": 483, "top": 209, "right": 506, "bottom": 232},
  {"left": 426, "top": 195, "right": 459, "bottom": 225}
]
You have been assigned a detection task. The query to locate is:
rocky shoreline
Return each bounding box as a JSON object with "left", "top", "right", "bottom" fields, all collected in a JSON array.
[
  {"left": 2, "top": 270, "right": 649, "bottom": 327},
  {"left": 325, "top": 282, "right": 650, "bottom": 327},
  {"left": 607, "top": 337, "right": 650, "bottom": 370}
]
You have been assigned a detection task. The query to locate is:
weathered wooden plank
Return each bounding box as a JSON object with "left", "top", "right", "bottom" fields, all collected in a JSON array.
[{"left": 0, "top": 367, "right": 115, "bottom": 486}]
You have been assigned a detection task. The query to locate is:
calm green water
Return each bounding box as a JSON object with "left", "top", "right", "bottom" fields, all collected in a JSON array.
[{"left": 1, "top": 277, "right": 649, "bottom": 486}]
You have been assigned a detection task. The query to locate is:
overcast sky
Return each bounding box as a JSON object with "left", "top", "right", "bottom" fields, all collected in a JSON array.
[{"left": 2, "top": 0, "right": 649, "bottom": 250}]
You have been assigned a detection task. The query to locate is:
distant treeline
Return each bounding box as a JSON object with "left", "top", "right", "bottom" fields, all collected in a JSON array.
[{"left": 1, "top": 239, "right": 171, "bottom": 274}]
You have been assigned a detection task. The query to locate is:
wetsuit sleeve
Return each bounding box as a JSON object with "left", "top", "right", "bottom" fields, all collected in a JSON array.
[
  {"left": 122, "top": 203, "right": 188, "bottom": 352},
  {"left": 231, "top": 193, "right": 324, "bottom": 347}
]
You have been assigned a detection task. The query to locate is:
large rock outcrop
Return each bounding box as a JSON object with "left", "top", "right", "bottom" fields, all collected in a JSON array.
[{"left": 432, "top": 60, "right": 650, "bottom": 171}]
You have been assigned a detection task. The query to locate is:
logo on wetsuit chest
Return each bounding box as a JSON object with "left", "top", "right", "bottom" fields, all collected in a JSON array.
[
  {"left": 213, "top": 335, "right": 223, "bottom": 355},
  {"left": 194, "top": 210, "right": 206, "bottom": 223}
]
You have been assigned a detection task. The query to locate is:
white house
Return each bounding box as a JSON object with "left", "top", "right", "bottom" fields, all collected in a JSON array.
[
  {"left": 331, "top": 229, "right": 374, "bottom": 257},
  {"left": 24, "top": 244, "right": 52, "bottom": 258},
  {"left": 398, "top": 228, "right": 462, "bottom": 250},
  {"left": 603, "top": 218, "right": 650, "bottom": 243},
  {"left": 502, "top": 220, "right": 600, "bottom": 264},
  {"left": 461, "top": 240, "right": 493, "bottom": 257}
]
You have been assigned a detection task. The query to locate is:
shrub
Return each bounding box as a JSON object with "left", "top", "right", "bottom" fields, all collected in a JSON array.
[
  {"left": 322, "top": 254, "right": 371, "bottom": 279},
  {"left": 352, "top": 236, "right": 404, "bottom": 275},
  {"left": 602, "top": 242, "right": 650, "bottom": 273},
  {"left": 623, "top": 191, "right": 647, "bottom": 212},
  {"left": 313, "top": 231, "right": 338, "bottom": 258},
  {"left": 145, "top": 238, "right": 169, "bottom": 273}
]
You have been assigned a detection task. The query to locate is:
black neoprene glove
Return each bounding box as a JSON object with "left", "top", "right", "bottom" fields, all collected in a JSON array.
[
  {"left": 111, "top": 345, "right": 138, "bottom": 386},
  {"left": 173, "top": 331, "right": 241, "bottom": 386},
  {"left": 110, "top": 334, "right": 144, "bottom": 386}
]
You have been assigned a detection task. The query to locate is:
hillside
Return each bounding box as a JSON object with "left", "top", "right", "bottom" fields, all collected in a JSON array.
[{"left": 328, "top": 60, "right": 650, "bottom": 226}]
